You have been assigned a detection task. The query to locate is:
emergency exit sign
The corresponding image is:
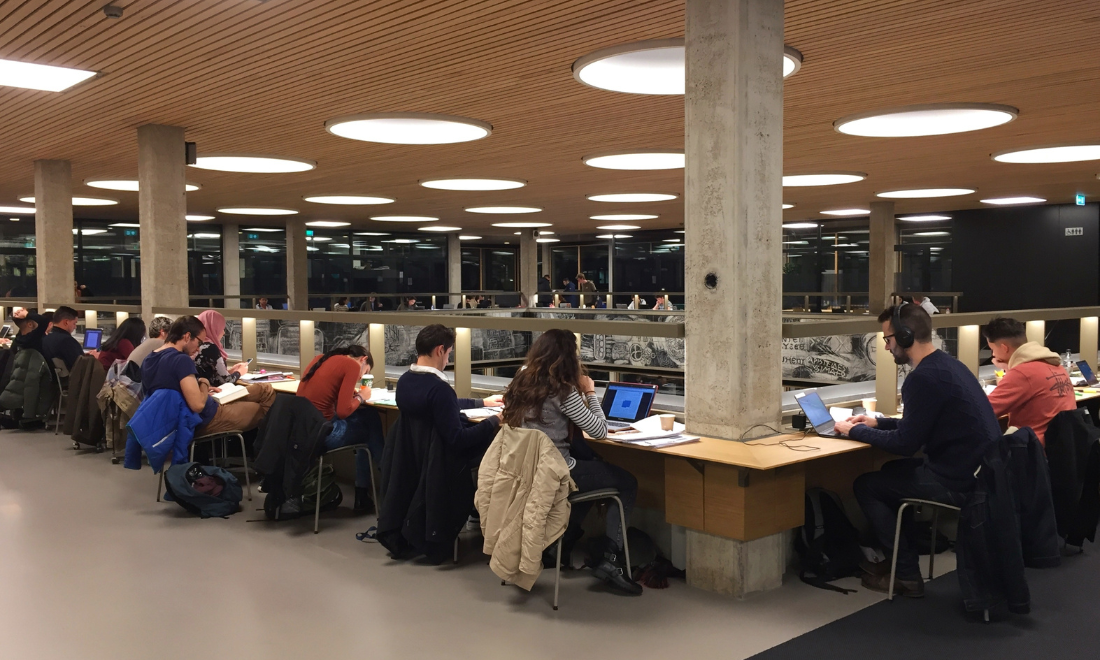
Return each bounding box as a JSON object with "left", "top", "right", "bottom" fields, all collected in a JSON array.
[
  {"left": 1076, "top": 194, "right": 1086, "bottom": 206},
  {"left": 1066, "top": 227, "right": 1084, "bottom": 236}
]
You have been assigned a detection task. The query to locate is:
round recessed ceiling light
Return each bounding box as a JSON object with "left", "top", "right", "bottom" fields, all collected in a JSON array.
[
  {"left": 420, "top": 178, "right": 526, "bottom": 191},
  {"left": 186, "top": 214, "right": 215, "bottom": 221},
  {"left": 353, "top": 231, "right": 390, "bottom": 236},
  {"left": 898, "top": 214, "right": 951, "bottom": 222},
  {"left": 876, "top": 188, "right": 974, "bottom": 199},
  {"left": 993, "top": 144, "right": 1100, "bottom": 164},
  {"left": 590, "top": 213, "right": 658, "bottom": 221},
  {"left": 587, "top": 193, "right": 678, "bottom": 203},
  {"left": 0, "top": 205, "right": 34, "bottom": 214},
  {"left": 782, "top": 173, "right": 866, "bottom": 187},
  {"left": 783, "top": 222, "right": 818, "bottom": 229},
  {"left": 583, "top": 150, "right": 684, "bottom": 170},
  {"left": 243, "top": 228, "right": 283, "bottom": 232},
  {"left": 596, "top": 224, "right": 641, "bottom": 231},
  {"left": 914, "top": 231, "right": 950, "bottom": 237},
  {"left": 304, "top": 195, "right": 394, "bottom": 205},
  {"left": 458, "top": 235, "right": 482, "bottom": 240},
  {"left": 834, "top": 103, "right": 1018, "bottom": 138},
  {"left": 305, "top": 220, "right": 350, "bottom": 227},
  {"left": 980, "top": 196, "right": 1046, "bottom": 205},
  {"left": 325, "top": 112, "right": 491, "bottom": 145},
  {"left": 465, "top": 206, "right": 542, "bottom": 214},
  {"left": 19, "top": 195, "right": 118, "bottom": 206},
  {"left": 371, "top": 215, "right": 438, "bottom": 223},
  {"left": 783, "top": 204, "right": 795, "bottom": 210},
  {"left": 820, "top": 208, "right": 870, "bottom": 216},
  {"left": 218, "top": 207, "right": 298, "bottom": 215},
  {"left": 83, "top": 179, "right": 200, "bottom": 192},
  {"left": 418, "top": 225, "right": 462, "bottom": 232},
  {"left": 596, "top": 234, "right": 633, "bottom": 239},
  {"left": 572, "top": 40, "right": 803, "bottom": 95},
  {"left": 536, "top": 238, "right": 560, "bottom": 243},
  {"left": 191, "top": 154, "right": 315, "bottom": 173},
  {"left": 491, "top": 222, "right": 552, "bottom": 228}
]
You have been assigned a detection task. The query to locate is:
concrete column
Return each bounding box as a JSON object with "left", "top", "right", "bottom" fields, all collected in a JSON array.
[
  {"left": 1026, "top": 320, "right": 1045, "bottom": 345},
  {"left": 137, "top": 125, "right": 188, "bottom": 320},
  {"left": 686, "top": 529, "right": 789, "bottom": 597},
  {"left": 34, "top": 160, "right": 75, "bottom": 306},
  {"left": 447, "top": 232, "right": 462, "bottom": 307},
  {"left": 286, "top": 219, "right": 308, "bottom": 311},
  {"left": 222, "top": 222, "right": 241, "bottom": 308},
  {"left": 519, "top": 229, "right": 538, "bottom": 304},
  {"left": 868, "top": 201, "right": 896, "bottom": 315},
  {"left": 1081, "top": 317, "right": 1098, "bottom": 373}
]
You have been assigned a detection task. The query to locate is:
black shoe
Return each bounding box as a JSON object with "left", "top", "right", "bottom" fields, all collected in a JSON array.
[
  {"left": 353, "top": 487, "right": 374, "bottom": 513},
  {"left": 592, "top": 551, "right": 643, "bottom": 596}
]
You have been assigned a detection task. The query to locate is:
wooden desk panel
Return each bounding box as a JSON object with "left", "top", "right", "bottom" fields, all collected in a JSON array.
[
  {"left": 591, "top": 442, "right": 665, "bottom": 511},
  {"left": 591, "top": 432, "right": 868, "bottom": 471}
]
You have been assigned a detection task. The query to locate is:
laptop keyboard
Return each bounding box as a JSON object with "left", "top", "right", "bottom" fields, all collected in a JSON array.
[{"left": 606, "top": 420, "right": 632, "bottom": 429}]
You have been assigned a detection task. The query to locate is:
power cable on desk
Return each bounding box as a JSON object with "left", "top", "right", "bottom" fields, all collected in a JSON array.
[{"left": 742, "top": 425, "right": 820, "bottom": 452}]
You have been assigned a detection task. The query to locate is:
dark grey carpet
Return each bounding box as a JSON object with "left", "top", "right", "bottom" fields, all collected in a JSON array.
[{"left": 750, "top": 548, "right": 1100, "bottom": 660}]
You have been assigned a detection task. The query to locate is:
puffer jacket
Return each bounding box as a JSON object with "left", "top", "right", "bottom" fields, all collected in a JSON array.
[
  {"left": 0, "top": 348, "right": 56, "bottom": 422},
  {"left": 476, "top": 425, "right": 575, "bottom": 590}
]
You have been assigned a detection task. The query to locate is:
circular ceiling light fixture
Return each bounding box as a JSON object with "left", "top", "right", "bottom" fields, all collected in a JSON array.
[
  {"left": 782, "top": 204, "right": 794, "bottom": 210},
  {"left": 0, "top": 205, "right": 34, "bottom": 214},
  {"left": 572, "top": 40, "right": 803, "bottom": 95},
  {"left": 418, "top": 225, "right": 462, "bottom": 232},
  {"left": 353, "top": 231, "right": 390, "bottom": 236},
  {"left": 303, "top": 194, "right": 394, "bottom": 205},
  {"left": 834, "top": 103, "right": 1018, "bottom": 138},
  {"left": 898, "top": 214, "right": 951, "bottom": 222},
  {"left": 458, "top": 235, "right": 482, "bottom": 240},
  {"left": 596, "top": 234, "right": 633, "bottom": 239},
  {"left": 19, "top": 195, "right": 118, "bottom": 206},
  {"left": 491, "top": 222, "right": 552, "bottom": 228},
  {"left": 590, "top": 213, "right": 658, "bottom": 221},
  {"left": 980, "top": 196, "right": 1046, "bottom": 205},
  {"left": 782, "top": 173, "right": 866, "bottom": 187},
  {"left": 596, "top": 224, "right": 641, "bottom": 231},
  {"left": 191, "top": 154, "right": 316, "bottom": 173},
  {"left": 587, "top": 193, "right": 678, "bottom": 203},
  {"left": 583, "top": 150, "right": 684, "bottom": 170},
  {"left": 820, "top": 208, "right": 870, "bottom": 216},
  {"left": 217, "top": 207, "right": 298, "bottom": 215},
  {"left": 186, "top": 214, "right": 215, "bottom": 221},
  {"left": 243, "top": 228, "right": 283, "bottom": 232},
  {"left": 536, "top": 238, "right": 560, "bottom": 243},
  {"left": 783, "top": 222, "right": 819, "bottom": 229},
  {"left": 84, "top": 178, "right": 201, "bottom": 192},
  {"left": 305, "top": 220, "right": 350, "bottom": 227},
  {"left": 465, "top": 206, "right": 542, "bottom": 214},
  {"left": 914, "top": 231, "right": 950, "bottom": 237},
  {"left": 370, "top": 215, "right": 438, "bottom": 223},
  {"left": 876, "top": 188, "right": 973, "bottom": 199},
  {"left": 420, "top": 178, "right": 525, "bottom": 191},
  {"left": 993, "top": 144, "right": 1100, "bottom": 164},
  {"left": 325, "top": 112, "right": 492, "bottom": 145}
]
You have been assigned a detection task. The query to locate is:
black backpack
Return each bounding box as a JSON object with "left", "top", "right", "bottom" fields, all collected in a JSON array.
[{"left": 795, "top": 487, "right": 864, "bottom": 593}]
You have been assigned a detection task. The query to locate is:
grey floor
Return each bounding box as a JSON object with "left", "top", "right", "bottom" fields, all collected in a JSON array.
[{"left": 0, "top": 429, "right": 949, "bottom": 660}]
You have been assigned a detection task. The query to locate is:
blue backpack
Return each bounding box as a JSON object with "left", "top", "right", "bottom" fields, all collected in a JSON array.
[{"left": 163, "top": 462, "right": 243, "bottom": 518}]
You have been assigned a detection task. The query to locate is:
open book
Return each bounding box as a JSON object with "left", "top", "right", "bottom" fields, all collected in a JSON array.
[{"left": 211, "top": 383, "right": 249, "bottom": 404}]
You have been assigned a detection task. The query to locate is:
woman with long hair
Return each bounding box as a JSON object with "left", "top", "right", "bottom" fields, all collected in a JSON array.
[
  {"left": 98, "top": 317, "right": 146, "bottom": 369},
  {"left": 297, "top": 344, "right": 385, "bottom": 513},
  {"left": 502, "top": 329, "right": 641, "bottom": 595},
  {"left": 193, "top": 309, "right": 249, "bottom": 386}
]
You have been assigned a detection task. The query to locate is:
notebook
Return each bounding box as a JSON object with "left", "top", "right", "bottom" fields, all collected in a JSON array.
[{"left": 211, "top": 383, "right": 249, "bottom": 404}]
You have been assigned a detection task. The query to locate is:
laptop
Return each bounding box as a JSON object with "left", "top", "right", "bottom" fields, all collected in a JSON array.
[
  {"left": 794, "top": 391, "right": 845, "bottom": 438},
  {"left": 1075, "top": 360, "right": 1098, "bottom": 387},
  {"left": 601, "top": 382, "right": 659, "bottom": 429},
  {"left": 0, "top": 325, "right": 10, "bottom": 339},
  {"left": 83, "top": 328, "right": 103, "bottom": 351}
]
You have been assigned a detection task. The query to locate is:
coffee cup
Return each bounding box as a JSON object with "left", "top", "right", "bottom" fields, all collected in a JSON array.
[
  {"left": 362, "top": 374, "right": 374, "bottom": 389},
  {"left": 861, "top": 398, "right": 876, "bottom": 413},
  {"left": 659, "top": 414, "right": 676, "bottom": 431}
]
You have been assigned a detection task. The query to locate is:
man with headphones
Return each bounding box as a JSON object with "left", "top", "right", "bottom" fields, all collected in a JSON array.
[{"left": 834, "top": 302, "right": 1001, "bottom": 597}]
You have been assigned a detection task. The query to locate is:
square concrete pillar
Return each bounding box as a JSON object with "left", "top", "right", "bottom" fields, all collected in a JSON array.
[
  {"left": 286, "top": 219, "right": 309, "bottom": 311},
  {"left": 684, "top": 0, "right": 784, "bottom": 440},
  {"left": 519, "top": 229, "right": 538, "bottom": 305},
  {"left": 34, "top": 160, "right": 75, "bottom": 306},
  {"left": 869, "top": 201, "right": 896, "bottom": 314},
  {"left": 222, "top": 222, "right": 241, "bottom": 308},
  {"left": 138, "top": 125, "right": 189, "bottom": 320},
  {"left": 686, "top": 529, "right": 789, "bottom": 598},
  {"left": 447, "top": 232, "right": 462, "bottom": 307}
]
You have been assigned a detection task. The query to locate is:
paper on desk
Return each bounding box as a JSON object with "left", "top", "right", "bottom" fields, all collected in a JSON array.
[
  {"left": 608, "top": 415, "right": 685, "bottom": 442},
  {"left": 621, "top": 434, "right": 700, "bottom": 449},
  {"left": 829, "top": 407, "right": 853, "bottom": 422},
  {"left": 368, "top": 389, "right": 397, "bottom": 404},
  {"left": 460, "top": 406, "right": 502, "bottom": 419}
]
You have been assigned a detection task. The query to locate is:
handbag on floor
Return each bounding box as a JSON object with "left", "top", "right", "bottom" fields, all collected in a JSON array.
[{"left": 795, "top": 488, "right": 864, "bottom": 594}]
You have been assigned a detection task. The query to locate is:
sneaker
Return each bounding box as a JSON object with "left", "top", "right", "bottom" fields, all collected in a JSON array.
[
  {"left": 861, "top": 571, "right": 924, "bottom": 597},
  {"left": 465, "top": 512, "right": 481, "bottom": 532},
  {"left": 592, "top": 551, "right": 643, "bottom": 596}
]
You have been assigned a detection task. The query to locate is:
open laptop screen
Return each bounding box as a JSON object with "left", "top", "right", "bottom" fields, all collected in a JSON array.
[
  {"left": 1077, "top": 360, "right": 1098, "bottom": 386},
  {"left": 601, "top": 382, "right": 657, "bottom": 423},
  {"left": 795, "top": 391, "right": 834, "bottom": 430},
  {"left": 83, "top": 329, "right": 103, "bottom": 350}
]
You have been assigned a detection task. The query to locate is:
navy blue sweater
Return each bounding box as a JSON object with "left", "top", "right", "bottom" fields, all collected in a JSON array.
[
  {"left": 850, "top": 350, "right": 1000, "bottom": 490},
  {"left": 395, "top": 370, "right": 500, "bottom": 455}
]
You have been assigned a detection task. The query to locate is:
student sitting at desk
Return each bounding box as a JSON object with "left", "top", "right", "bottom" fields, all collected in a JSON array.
[
  {"left": 983, "top": 317, "right": 1075, "bottom": 445},
  {"left": 502, "top": 329, "right": 642, "bottom": 596},
  {"left": 42, "top": 306, "right": 87, "bottom": 370},
  {"left": 297, "top": 345, "right": 384, "bottom": 513},
  {"left": 193, "top": 310, "right": 250, "bottom": 387},
  {"left": 834, "top": 303, "right": 999, "bottom": 597},
  {"left": 127, "top": 315, "right": 172, "bottom": 369},
  {"left": 11, "top": 308, "right": 50, "bottom": 355}
]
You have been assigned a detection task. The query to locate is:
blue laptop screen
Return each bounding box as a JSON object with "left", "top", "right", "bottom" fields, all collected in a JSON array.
[
  {"left": 601, "top": 384, "right": 656, "bottom": 422},
  {"left": 82, "top": 329, "right": 102, "bottom": 350},
  {"left": 796, "top": 392, "right": 834, "bottom": 429}
]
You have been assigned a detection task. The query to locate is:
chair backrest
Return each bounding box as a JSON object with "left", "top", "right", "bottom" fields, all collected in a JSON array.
[{"left": 51, "top": 357, "right": 69, "bottom": 379}]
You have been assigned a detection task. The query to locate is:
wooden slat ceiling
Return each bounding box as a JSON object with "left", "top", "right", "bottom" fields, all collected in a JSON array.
[{"left": 1, "top": 0, "right": 1099, "bottom": 237}]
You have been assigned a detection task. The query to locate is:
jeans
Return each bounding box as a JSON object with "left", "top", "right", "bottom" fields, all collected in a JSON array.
[
  {"left": 568, "top": 459, "right": 638, "bottom": 551},
  {"left": 323, "top": 406, "right": 385, "bottom": 489},
  {"left": 854, "top": 458, "right": 969, "bottom": 580}
]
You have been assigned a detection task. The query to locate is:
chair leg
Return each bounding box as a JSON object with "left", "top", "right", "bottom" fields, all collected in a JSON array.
[
  {"left": 928, "top": 507, "right": 939, "bottom": 580},
  {"left": 54, "top": 397, "right": 62, "bottom": 435},
  {"left": 156, "top": 467, "right": 164, "bottom": 502},
  {"left": 453, "top": 536, "right": 459, "bottom": 564},
  {"left": 313, "top": 455, "right": 324, "bottom": 534},
  {"left": 888, "top": 502, "right": 911, "bottom": 601},
  {"left": 553, "top": 535, "right": 563, "bottom": 611},
  {"left": 237, "top": 434, "right": 251, "bottom": 501},
  {"left": 612, "top": 495, "right": 632, "bottom": 573},
  {"left": 364, "top": 448, "right": 380, "bottom": 513}
]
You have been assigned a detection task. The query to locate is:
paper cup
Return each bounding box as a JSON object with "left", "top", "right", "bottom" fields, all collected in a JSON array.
[
  {"left": 861, "top": 398, "right": 876, "bottom": 413},
  {"left": 659, "top": 414, "right": 676, "bottom": 431},
  {"left": 362, "top": 374, "right": 374, "bottom": 388}
]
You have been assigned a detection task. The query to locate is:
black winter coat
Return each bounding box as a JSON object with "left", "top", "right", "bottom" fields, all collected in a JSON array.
[
  {"left": 1005, "top": 427, "right": 1061, "bottom": 568},
  {"left": 1045, "top": 408, "right": 1100, "bottom": 546},
  {"left": 253, "top": 394, "right": 331, "bottom": 507}
]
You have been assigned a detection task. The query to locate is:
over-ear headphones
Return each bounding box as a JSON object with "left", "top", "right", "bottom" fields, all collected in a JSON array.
[{"left": 892, "top": 302, "right": 915, "bottom": 349}]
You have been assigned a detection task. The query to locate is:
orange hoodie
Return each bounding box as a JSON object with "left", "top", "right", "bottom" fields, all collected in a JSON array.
[{"left": 987, "top": 342, "right": 1077, "bottom": 444}]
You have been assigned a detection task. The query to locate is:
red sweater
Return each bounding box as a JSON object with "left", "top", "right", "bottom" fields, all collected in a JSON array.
[
  {"left": 296, "top": 355, "right": 363, "bottom": 420},
  {"left": 988, "top": 349, "right": 1076, "bottom": 444},
  {"left": 98, "top": 338, "right": 134, "bottom": 370}
]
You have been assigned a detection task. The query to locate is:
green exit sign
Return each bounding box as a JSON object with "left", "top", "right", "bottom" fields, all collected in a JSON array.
[{"left": 1077, "top": 194, "right": 1086, "bottom": 206}]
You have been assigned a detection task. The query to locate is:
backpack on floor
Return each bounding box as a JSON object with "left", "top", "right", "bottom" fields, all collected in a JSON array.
[
  {"left": 795, "top": 488, "right": 864, "bottom": 593},
  {"left": 300, "top": 462, "right": 343, "bottom": 512},
  {"left": 163, "top": 462, "right": 243, "bottom": 519}
]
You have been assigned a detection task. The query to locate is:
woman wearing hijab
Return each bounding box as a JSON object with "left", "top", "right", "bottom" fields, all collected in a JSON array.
[{"left": 194, "top": 309, "right": 249, "bottom": 386}]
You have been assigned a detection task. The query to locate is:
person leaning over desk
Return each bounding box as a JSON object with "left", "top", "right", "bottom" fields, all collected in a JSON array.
[{"left": 833, "top": 302, "right": 1000, "bottom": 597}]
